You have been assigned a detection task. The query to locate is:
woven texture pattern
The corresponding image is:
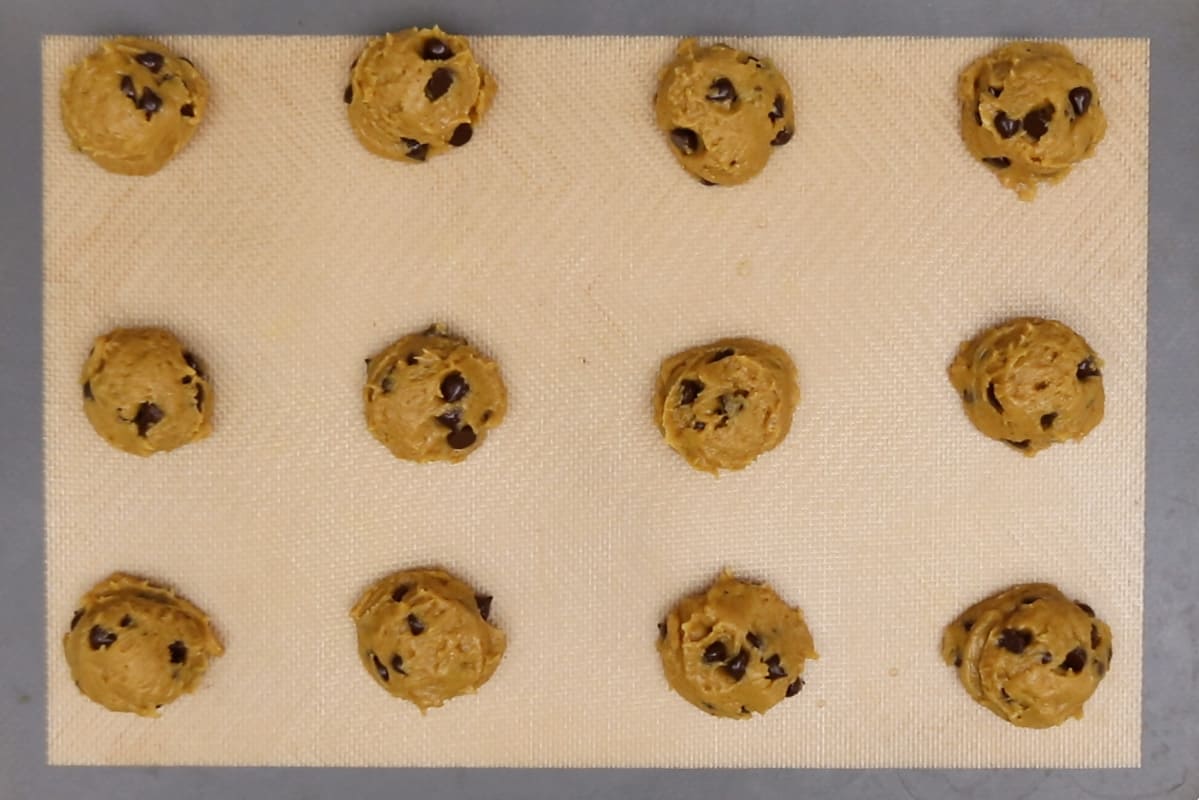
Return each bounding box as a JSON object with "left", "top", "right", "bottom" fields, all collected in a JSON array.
[{"left": 43, "top": 36, "right": 1147, "bottom": 767}]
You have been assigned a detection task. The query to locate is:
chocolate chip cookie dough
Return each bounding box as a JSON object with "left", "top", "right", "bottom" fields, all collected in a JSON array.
[
  {"left": 351, "top": 567, "right": 506, "bottom": 712},
  {"left": 364, "top": 324, "right": 507, "bottom": 462},
  {"left": 655, "top": 38, "right": 795, "bottom": 186},
  {"left": 658, "top": 571, "right": 817, "bottom": 719},
  {"left": 654, "top": 337, "right": 799, "bottom": 474},
  {"left": 949, "top": 317, "right": 1104, "bottom": 455},
  {"left": 942, "top": 583, "right": 1113, "bottom": 728},
  {"left": 959, "top": 41, "right": 1107, "bottom": 200},
  {"left": 345, "top": 26, "right": 496, "bottom": 162},
  {"left": 61, "top": 37, "right": 208, "bottom": 176},
  {"left": 82, "top": 327, "right": 213, "bottom": 456},
  {"left": 63, "top": 573, "right": 224, "bottom": 716}
]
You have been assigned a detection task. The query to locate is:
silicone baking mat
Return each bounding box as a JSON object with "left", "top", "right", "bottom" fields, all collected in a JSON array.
[{"left": 42, "top": 36, "right": 1147, "bottom": 767}]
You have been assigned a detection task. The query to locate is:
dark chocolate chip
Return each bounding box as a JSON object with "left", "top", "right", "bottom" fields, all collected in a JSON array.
[
  {"left": 168, "top": 640, "right": 188, "bottom": 665},
  {"left": 137, "top": 87, "right": 163, "bottom": 118},
  {"left": 475, "top": 594, "right": 493, "bottom": 621},
  {"left": 435, "top": 409, "right": 462, "bottom": 429},
  {"left": 1022, "top": 596, "right": 1039, "bottom": 604},
  {"left": 83, "top": 382, "right": 93, "bottom": 400},
  {"left": 1076, "top": 358, "right": 1102, "bottom": 380},
  {"left": 401, "top": 138, "right": 429, "bottom": 161},
  {"left": 986, "top": 381, "right": 1004, "bottom": 413},
  {"left": 769, "top": 95, "right": 785, "bottom": 122},
  {"left": 183, "top": 351, "right": 204, "bottom": 378},
  {"left": 723, "top": 649, "right": 749, "bottom": 681},
  {"left": 1005, "top": 439, "right": 1031, "bottom": 450},
  {"left": 954, "top": 654, "right": 962, "bottom": 667},
  {"left": 670, "top": 127, "right": 700, "bottom": 155},
  {"left": 1061, "top": 646, "right": 1086, "bottom": 673},
  {"left": 740, "top": 705, "right": 749, "bottom": 715},
  {"left": 710, "top": 348, "right": 735, "bottom": 363},
  {"left": 89, "top": 625, "right": 117, "bottom": 650},
  {"left": 481, "top": 410, "right": 493, "bottom": 423},
  {"left": 963, "top": 620, "right": 974, "bottom": 631},
  {"left": 994, "top": 110, "right": 1021, "bottom": 138},
  {"left": 1022, "top": 104, "right": 1054, "bottom": 141},
  {"left": 997, "top": 628, "right": 1033, "bottom": 654},
  {"left": 440, "top": 371, "right": 469, "bottom": 402},
  {"left": 119, "top": 614, "right": 133, "bottom": 627},
  {"left": 705, "top": 77, "right": 737, "bottom": 104},
  {"left": 765, "top": 654, "right": 787, "bottom": 680},
  {"left": 406, "top": 352, "right": 419, "bottom": 365},
  {"left": 770, "top": 128, "right": 793, "bottom": 146},
  {"left": 135, "top": 52, "right": 164, "bottom": 73},
  {"left": 194, "top": 383, "right": 205, "bottom": 413},
  {"left": 1035, "top": 381, "right": 1049, "bottom": 391},
  {"left": 69, "top": 609, "right": 84, "bottom": 631},
  {"left": 391, "top": 654, "right": 406, "bottom": 675},
  {"left": 422, "top": 38, "right": 453, "bottom": 61},
  {"left": 982, "top": 156, "right": 1011, "bottom": 168},
  {"left": 699, "top": 178, "right": 716, "bottom": 186},
  {"left": 988, "top": 86, "right": 1003, "bottom": 98},
  {"left": 702, "top": 641, "right": 727, "bottom": 663},
  {"left": 1091, "top": 624, "right": 1101, "bottom": 649},
  {"left": 449, "top": 122, "right": 473, "bottom": 147},
  {"left": 120, "top": 74, "right": 136, "bottom": 100},
  {"left": 678, "top": 379, "right": 704, "bottom": 406},
  {"left": 1041, "top": 652, "right": 1053, "bottom": 664},
  {"left": 785, "top": 677, "right": 804, "bottom": 697},
  {"left": 714, "top": 416, "right": 730, "bottom": 430},
  {"left": 343, "top": 85, "right": 352, "bottom": 104},
  {"left": 692, "top": 421, "right": 706, "bottom": 431},
  {"left": 133, "top": 402, "right": 164, "bottom": 437},
  {"left": 180, "top": 103, "right": 195, "bottom": 117},
  {"left": 658, "top": 620, "right": 667, "bottom": 639},
  {"left": 391, "top": 584, "right": 410, "bottom": 603},
  {"left": 406, "top": 614, "right": 426, "bottom": 636},
  {"left": 1076, "top": 601, "right": 1096, "bottom": 617},
  {"left": 371, "top": 651, "right": 389, "bottom": 682},
  {"left": 1068, "top": 86, "right": 1093, "bottom": 117},
  {"left": 447, "top": 425, "right": 477, "bottom": 449},
  {"left": 1040, "top": 412, "right": 1058, "bottom": 430},
  {"left": 425, "top": 67, "right": 454, "bottom": 101},
  {"left": 746, "top": 632, "right": 762, "bottom": 650}
]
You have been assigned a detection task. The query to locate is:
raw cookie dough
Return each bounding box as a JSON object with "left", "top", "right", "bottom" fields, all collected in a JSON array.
[
  {"left": 655, "top": 38, "right": 795, "bottom": 186},
  {"left": 82, "top": 327, "right": 213, "bottom": 457},
  {"left": 948, "top": 317, "right": 1104, "bottom": 455},
  {"left": 958, "top": 41, "right": 1107, "bottom": 200},
  {"left": 350, "top": 567, "right": 506, "bottom": 712},
  {"left": 61, "top": 37, "right": 208, "bottom": 176},
  {"left": 653, "top": 337, "right": 799, "bottom": 474},
  {"left": 63, "top": 572, "right": 224, "bottom": 717},
  {"left": 658, "top": 570, "right": 817, "bottom": 719},
  {"left": 364, "top": 324, "right": 507, "bottom": 463},
  {"left": 345, "top": 26, "right": 496, "bottom": 162},
  {"left": 941, "top": 582, "right": 1113, "bottom": 728}
]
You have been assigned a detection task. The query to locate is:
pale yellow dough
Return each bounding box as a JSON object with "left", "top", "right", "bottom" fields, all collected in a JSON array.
[
  {"left": 351, "top": 567, "right": 506, "bottom": 712},
  {"left": 658, "top": 571, "right": 817, "bottom": 719},
  {"left": 942, "top": 583, "right": 1113, "bottom": 728},
  {"left": 346, "top": 26, "right": 496, "bottom": 162},
  {"left": 61, "top": 36, "right": 208, "bottom": 175},
  {"left": 958, "top": 41, "right": 1107, "bottom": 200},
  {"left": 63, "top": 573, "right": 224, "bottom": 717},
  {"left": 654, "top": 38, "right": 795, "bottom": 186},
  {"left": 653, "top": 337, "right": 799, "bottom": 474},
  {"left": 82, "top": 327, "right": 213, "bottom": 456},
  {"left": 948, "top": 317, "right": 1104, "bottom": 455}
]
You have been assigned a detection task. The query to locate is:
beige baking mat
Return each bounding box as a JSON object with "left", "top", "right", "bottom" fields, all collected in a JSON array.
[{"left": 42, "top": 35, "right": 1147, "bottom": 767}]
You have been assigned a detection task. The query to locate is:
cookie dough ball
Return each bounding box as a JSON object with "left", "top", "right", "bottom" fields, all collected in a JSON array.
[
  {"left": 61, "top": 37, "right": 208, "bottom": 176},
  {"left": 364, "top": 324, "right": 507, "bottom": 463},
  {"left": 350, "top": 567, "right": 505, "bottom": 711},
  {"left": 345, "top": 26, "right": 496, "bottom": 163},
  {"left": 658, "top": 571, "right": 817, "bottom": 719},
  {"left": 958, "top": 41, "right": 1107, "bottom": 200},
  {"left": 948, "top": 317, "right": 1103, "bottom": 455},
  {"left": 653, "top": 337, "right": 799, "bottom": 474},
  {"left": 82, "top": 327, "right": 213, "bottom": 457},
  {"left": 654, "top": 38, "right": 795, "bottom": 186},
  {"left": 63, "top": 573, "right": 224, "bottom": 716},
  {"left": 941, "top": 583, "right": 1113, "bottom": 728}
]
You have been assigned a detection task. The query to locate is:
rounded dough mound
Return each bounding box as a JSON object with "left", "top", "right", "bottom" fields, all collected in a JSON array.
[
  {"left": 653, "top": 337, "right": 799, "bottom": 474},
  {"left": 658, "top": 570, "right": 817, "bottom": 719},
  {"left": 63, "top": 573, "right": 224, "bottom": 716},
  {"left": 60, "top": 36, "right": 208, "bottom": 176},
  {"left": 941, "top": 582, "right": 1113, "bottom": 728},
  {"left": 364, "top": 324, "right": 507, "bottom": 463},
  {"left": 351, "top": 567, "right": 506, "bottom": 712},
  {"left": 82, "top": 327, "right": 213, "bottom": 456},
  {"left": 958, "top": 41, "right": 1107, "bottom": 200},
  {"left": 346, "top": 26, "right": 496, "bottom": 163},
  {"left": 654, "top": 38, "right": 795, "bottom": 186},
  {"left": 948, "top": 317, "right": 1103, "bottom": 455}
]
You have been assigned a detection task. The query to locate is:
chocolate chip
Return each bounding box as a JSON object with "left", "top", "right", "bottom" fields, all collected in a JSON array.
[
  {"left": 69, "top": 609, "right": 84, "bottom": 630},
  {"left": 1041, "top": 652, "right": 1053, "bottom": 664},
  {"left": 180, "top": 103, "right": 195, "bottom": 117},
  {"left": 391, "top": 584, "right": 410, "bottom": 602},
  {"left": 343, "top": 85, "right": 352, "bottom": 104},
  {"left": 435, "top": 409, "right": 461, "bottom": 429},
  {"left": 702, "top": 641, "right": 727, "bottom": 663},
  {"left": 371, "top": 651, "right": 389, "bottom": 682},
  {"left": 658, "top": 620, "right": 667, "bottom": 639},
  {"left": 963, "top": 620, "right": 974, "bottom": 631},
  {"left": 447, "top": 425, "right": 477, "bottom": 449},
  {"left": 135, "top": 52, "right": 164, "bottom": 72},
  {"left": 475, "top": 594, "right": 493, "bottom": 621},
  {"left": 401, "top": 138, "right": 428, "bottom": 161},
  {"left": 678, "top": 379, "right": 704, "bottom": 406},
  {"left": 1022, "top": 596, "right": 1039, "bottom": 604},
  {"left": 997, "top": 628, "right": 1033, "bottom": 654},
  {"left": 705, "top": 77, "right": 737, "bottom": 104},
  {"left": 982, "top": 156, "right": 1011, "bottom": 168},
  {"left": 194, "top": 384, "right": 205, "bottom": 413},
  {"left": 740, "top": 705, "right": 749, "bottom": 715},
  {"left": 481, "top": 410, "right": 493, "bottom": 423},
  {"left": 406, "top": 614, "right": 426, "bottom": 636},
  {"left": 714, "top": 416, "right": 730, "bottom": 430},
  {"left": 986, "top": 381, "right": 1004, "bottom": 413},
  {"left": 670, "top": 128, "right": 700, "bottom": 155},
  {"left": 1068, "top": 86, "right": 1092, "bottom": 117},
  {"left": 89, "top": 625, "right": 117, "bottom": 650},
  {"left": 769, "top": 95, "right": 785, "bottom": 122},
  {"left": 746, "top": 632, "right": 762, "bottom": 650},
  {"left": 1076, "top": 601, "right": 1095, "bottom": 617},
  {"left": 765, "top": 654, "right": 787, "bottom": 680},
  {"left": 183, "top": 351, "right": 204, "bottom": 378},
  {"left": 988, "top": 86, "right": 1003, "bottom": 98},
  {"left": 449, "top": 122, "right": 473, "bottom": 147},
  {"left": 1040, "top": 412, "right": 1058, "bottom": 430},
  {"left": 137, "top": 87, "right": 163, "bottom": 118},
  {"left": 1076, "top": 358, "right": 1102, "bottom": 380},
  {"left": 422, "top": 38, "right": 453, "bottom": 60},
  {"left": 954, "top": 655, "right": 962, "bottom": 667},
  {"left": 692, "top": 421, "right": 706, "bottom": 431},
  {"left": 1061, "top": 646, "right": 1086, "bottom": 673},
  {"left": 770, "top": 128, "right": 793, "bottom": 146},
  {"left": 119, "top": 614, "right": 133, "bottom": 627},
  {"left": 723, "top": 649, "right": 749, "bottom": 680},
  {"left": 120, "top": 75, "right": 136, "bottom": 100},
  {"left": 82, "top": 382, "right": 93, "bottom": 400},
  {"left": 710, "top": 348, "right": 734, "bottom": 363},
  {"left": 1035, "top": 381, "right": 1049, "bottom": 391},
  {"left": 1005, "top": 439, "right": 1031, "bottom": 450},
  {"left": 425, "top": 67, "right": 454, "bottom": 101},
  {"left": 168, "top": 641, "right": 188, "bottom": 665},
  {"left": 699, "top": 178, "right": 716, "bottom": 186},
  {"left": 785, "top": 677, "right": 804, "bottom": 697},
  {"left": 133, "top": 402, "right": 164, "bottom": 437},
  {"left": 440, "top": 371, "right": 469, "bottom": 402},
  {"left": 1091, "top": 625, "right": 1101, "bottom": 649},
  {"left": 994, "top": 110, "right": 1021, "bottom": 138},
  {"left": 1022, "top": 104, "right": 1054, "bottom": 141},
  {"left": 390, "top": 654, "right": 406, "bottom": 675}
]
